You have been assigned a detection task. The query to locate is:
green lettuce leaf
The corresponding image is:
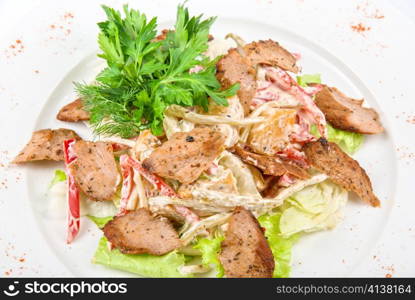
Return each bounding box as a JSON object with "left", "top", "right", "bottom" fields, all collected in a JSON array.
[
  {"left": 311, "top": 124, "right": 364, "bottom": 154},
  {"left": 93, "top": 237, "right": 192, "bottom": 278},
  {"left": 87, "top": 215, "right": 113, "bottom": 229},
  {"left": 258, "top": 213, "right": 298, "bottom": 278},
  {"left": 296, "top": 73, "right": 321, "bottom": 87},
  {"left": 193, "top": 235, "right": 225, "bottom": 278},
  {"left": 48, "top": 169, "right": 66, "bottom": 188},
  {"left": 279, "top": 181, "right": 348, "bottom": 237}
]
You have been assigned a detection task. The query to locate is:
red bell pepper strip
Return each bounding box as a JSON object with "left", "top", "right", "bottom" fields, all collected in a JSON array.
[
  {"left": 126, "top": 156, "right": 200, "bottom": 223},
  {"left": 126, "top": 156, "right": 177, "bottom": 197},
  {"left": 117, "top": 154, "right": 134, "bottom": 216},
  {"left": 63, "top": 139, "right": 80, "bottom": 244},
  {"left": 173, "top": 205, "right": 200, "bottom": 224},
  {"left": 265, "top": 66, "right": 327, "bottom": 138}
]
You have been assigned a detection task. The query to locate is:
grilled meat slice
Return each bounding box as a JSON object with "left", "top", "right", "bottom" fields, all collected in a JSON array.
[
  {"left": 314, "top": 86, "right": 383, "bottom": 134},
  {"left": 220, "top": 207, "right": 274, "bottom": 278},
  {"left": 303, "top": 138, "right": 380, "bottom": 207},
  {"left": 56, "top": 98, "right": 90, "bottom": 122},
  {"left": 12, "top": 128, "right": 81, "bottom": 163},
  {"left": 69, "top": 141, "right": 119, "bottom": 201},
  {"left": 234, "top": 144, "right": 310, "bottom": 179},
  {"left": 103, "top": 208, "right": 181, "bottom": 255},
  {"left": 244, "top": 39, "right": 300, "bottom": 73},
  {"left": 216, "top": 48, "right": 257, "bottom": 114},
  {"left": 143, "top": 128, "right": 225, "bottom": 184}
]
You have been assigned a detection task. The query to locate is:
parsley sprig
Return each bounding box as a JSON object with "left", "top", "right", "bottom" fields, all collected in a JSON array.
[{"left": 75, "top": 4, "right": 238, "bottom": 137}]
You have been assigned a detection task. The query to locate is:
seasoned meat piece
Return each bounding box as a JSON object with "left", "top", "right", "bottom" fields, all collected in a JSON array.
[
  {"left": 103, "top": 208, "right": 181, "bottom": 255},
  {"left": 303, "top": 138, "right": 380, "bottom": 207},
  {"left": 216, "top": 48, "right": 257, "bottom": 114},
  {"left": 143, "top": 128, "right": 225, "bottom": 184},
  {"left": 314, "top": 86, "right": 383, "bottom": 134},
  {"left": 216, "top": 39, "right": 299, "bottom": 114},
  {"left": 244, "top": 39, "right": 300, "bottom": 73},
  {"left": 234, "top": 145, "right": 310, "bottom": 179},
  {"left": 69, "top": 141, "right": 119, "bottom": 201},
  {"left": 220, "top": 207, "right": 274, "bottom": 278},
  {"left": 154, "top": 29, "right": 170, "bottom": 41},
  {"left": 56, "top": 98, "right": 90, "bottom": 122},
  {"left": 12, "top": 128, "right": 81, "bottom": 163}
]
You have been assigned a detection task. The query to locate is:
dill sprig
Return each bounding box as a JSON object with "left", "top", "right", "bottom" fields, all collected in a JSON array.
[{"left": 75, "top": 4, "right": 238, "bottom": 138}]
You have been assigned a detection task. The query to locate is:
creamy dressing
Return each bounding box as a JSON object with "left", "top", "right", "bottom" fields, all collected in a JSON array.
[
  {"left": 47, "top": 181, "right": 118, "bottom": 219},
  {"left": 252, "top": 67, "right": 300, "bottom": 109},
  {"left": 204, "top": 38, "right": 235, "bottom": 59}
]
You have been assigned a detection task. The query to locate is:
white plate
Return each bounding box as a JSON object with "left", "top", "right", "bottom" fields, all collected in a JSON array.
[{"left": 1, "top": 0, "right": 414, "bottom": 277}]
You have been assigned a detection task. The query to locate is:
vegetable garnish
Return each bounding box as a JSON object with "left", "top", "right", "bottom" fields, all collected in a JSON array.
[
  {"left": 258, "top": 213, "right": 298, "bottom": 278},
  {"left": 76, "top": 4, "right": 238, "bottom": 138},
  {"left": 126, "top": 156, "right": 177, "bottom": 197},
  {"left": 193, "top": 234, "right": 225, "bottom": 277},
  {"left": 296, "top": 73, "right": 321, "bottom": 87},
  {"left": 126, "top": 155, "right": 200, "bottom": 223},
  {"left": 87, "top": 215, "right": 114, "bottom": 229},
  {"left": 117, "top": 154, "right": 135, "bottom": 216},
  {"left": 310, "top": 124, "right": 364, "bottom": 155},
  {"left": 93, "top": 237, "right": 192, "bottom": 278},
  {"left": 48, "top": 169, "right": 67, "bottom": 189},
  {"left": 63, "top": 139, "right": 80, "bottom": 244}
]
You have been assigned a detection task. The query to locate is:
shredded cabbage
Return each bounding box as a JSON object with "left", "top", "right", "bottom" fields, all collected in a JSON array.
[
  {"left": 279, "top": 180, "right": 348, "bottom": 237},
  {"left": 149, "top": 174, "right": 328, "bottom": 217},
  {"left": 179, "top": 166, "right": 238, "bottom": 198},
  {"left": 165, "top": 105, "right": 264, "bottom": 126},
  {"left": 218, "top": 151, "right": 261, "bottom": 197},
  {"left": 163, "top": 114, "right": 195, "bottom": 138},
  {"left": 180, "top": 213, "right": 231, "bottom": 245}
]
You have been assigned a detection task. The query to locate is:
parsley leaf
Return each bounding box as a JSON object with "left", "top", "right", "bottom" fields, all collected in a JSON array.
[{"left": 76, "top": 4, "right": 238, "bottom": 138}]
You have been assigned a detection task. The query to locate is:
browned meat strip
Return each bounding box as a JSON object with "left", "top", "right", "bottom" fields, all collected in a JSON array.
[
  {"left": 12, "top": 128, "right": 81, "bottom": 163},
  {"left": 261, "top": 176, "right": 281, "bottom": 198},
  {"left": 304, "top": 138, "right": 380, "bottom": 207},
  {"left": 143, "top": 128, "right": 225, "bottom": 184},
  {"left": 244, "top": 39, "right": 300, "bottom": 73},
  {"left": 315, "top": 86, "right": 383, "bottom": 134},
  {"left": 216, "top": 48, "right": 256, "bottom": 114},
  {"left": 216, "top": 39, "right": 299, "bottom": 114},
  {"left": 220, "top": 207, "right": 274, "bottom": 278},
  {"left": 154, "top": 29, "right": 170, "bottom": 41},
  {"left": 56, "top": 99, "right": 90, "bottom": 122},
  {"left": 233, "top": 144, "right": 310, "bottom": 179},
  {"left": 69, "top": 141, "right": 119, "bottom": 201},
  {"left": 103, "top": 208, "right": 181, "bottom": 255}
]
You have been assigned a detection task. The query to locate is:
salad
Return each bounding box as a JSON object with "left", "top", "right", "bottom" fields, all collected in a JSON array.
[{"left": 13, "top": 4, "right": 384, "bottom": 278}]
